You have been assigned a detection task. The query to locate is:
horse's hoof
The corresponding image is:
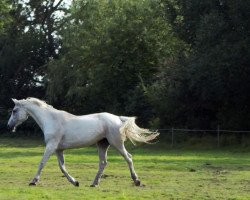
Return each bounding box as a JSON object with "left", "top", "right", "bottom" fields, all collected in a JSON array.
[
  {"left": 90, "top": 184, "right": 97, "bottom": 187},
  {"left": 29, "top": 182, "right": 36, "bottom": 186},
  {"left": 134, "top": 180, "right": 141, "bottom": 186},
  {"left": 74, "top": 181, "right": 79, "bottom": 187}
]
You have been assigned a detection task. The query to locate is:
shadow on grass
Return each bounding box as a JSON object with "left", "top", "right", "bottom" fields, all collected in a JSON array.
[
  {"left": 0, "top": 136, "right": 43, "bottom": 148},
  {"left": 0, "top": 151, "right": 42, "bottom": 158}
]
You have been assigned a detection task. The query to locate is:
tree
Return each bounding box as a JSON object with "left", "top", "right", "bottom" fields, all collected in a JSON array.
[
  {"left": 0, "top": 0, "right": 67, "bottom": 105},
  {"left": 47, "top": 0, "right": 180, "bottom": 125},
  {"left": 156, "top": 0, "right": 250, "bottom": 129},
  {"left": 0, "top": 0, "right": 68, "bottom": 132}
]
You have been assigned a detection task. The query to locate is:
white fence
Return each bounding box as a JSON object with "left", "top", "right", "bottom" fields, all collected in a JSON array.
[{"left": 158, "top": 127, "right": 250, "bottom": 148}]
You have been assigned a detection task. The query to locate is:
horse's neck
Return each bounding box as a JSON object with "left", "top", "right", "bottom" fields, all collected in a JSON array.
[{"left": 25, "top": 105, "right": 53, "bottom": 133}]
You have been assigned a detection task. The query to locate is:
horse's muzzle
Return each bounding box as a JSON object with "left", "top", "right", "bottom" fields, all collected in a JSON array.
[
  {"left": 7, "top": 124, "right": 16, "bottom": 132},
  {"left": 7, "top": 124, "right": 11, "bottom": 130}
]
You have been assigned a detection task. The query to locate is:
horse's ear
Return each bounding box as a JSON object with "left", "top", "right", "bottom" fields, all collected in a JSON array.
[{"left": 11, "top": 98, "right": 19, "bottom": 105}]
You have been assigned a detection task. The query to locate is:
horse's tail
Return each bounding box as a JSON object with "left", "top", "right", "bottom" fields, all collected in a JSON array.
[{"left": 119, "top": 116, "right": 159, "bottom": 145}]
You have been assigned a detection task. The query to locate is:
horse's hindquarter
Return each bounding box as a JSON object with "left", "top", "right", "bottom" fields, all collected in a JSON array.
[{"left": 58, "top": 114, "right": 107, "bottom": 149}]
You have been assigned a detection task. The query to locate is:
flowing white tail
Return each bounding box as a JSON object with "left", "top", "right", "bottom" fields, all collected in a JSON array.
[{"left": 119, "top": 116, "right": 159, "bottom": 145}]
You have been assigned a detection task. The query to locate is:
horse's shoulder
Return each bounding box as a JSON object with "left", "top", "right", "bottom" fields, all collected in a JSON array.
[{"left": 52, "top": 110, "right": 75, "bottom": 121}]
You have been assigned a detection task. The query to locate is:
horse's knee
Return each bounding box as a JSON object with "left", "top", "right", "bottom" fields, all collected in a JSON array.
[{"left": 125, "top": 156, "right": 133, "bottom": 165}]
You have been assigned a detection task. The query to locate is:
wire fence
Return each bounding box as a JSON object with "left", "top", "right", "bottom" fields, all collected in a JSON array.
[
  {"left": 1, "top": 115, "right": 250, "bottom": 148},
  {"left": 157, "top": 127, "right": 250, "bottom": 148}
]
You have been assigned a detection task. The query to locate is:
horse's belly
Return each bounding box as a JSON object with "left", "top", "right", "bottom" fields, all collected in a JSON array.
[
  {"left": 58, "top": 130, "right": 105, "bottom": 149},
  {"left": 57, "top": 115, "right": 108, "bottom": 149}
]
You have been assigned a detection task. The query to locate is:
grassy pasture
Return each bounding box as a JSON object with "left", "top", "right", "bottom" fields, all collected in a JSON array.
[{"left": 0, "top": 138, "right": 249, "bottom": 200}]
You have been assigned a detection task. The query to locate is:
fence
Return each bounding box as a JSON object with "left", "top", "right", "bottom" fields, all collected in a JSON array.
[{"left": 158, "top": 127, "right": 250, "bottom": 148}]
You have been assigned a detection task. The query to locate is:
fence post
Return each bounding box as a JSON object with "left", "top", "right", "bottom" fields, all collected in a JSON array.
[
  {"left": 171, "top": 127, "right": 174, "bottom": 148},
  {"left": 217, "top": 125, "right": 220, "bottom": 148}
]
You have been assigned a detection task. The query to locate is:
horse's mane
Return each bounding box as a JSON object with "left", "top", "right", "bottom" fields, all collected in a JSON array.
[{"left": 22, "top": 97, "right": 53, "bottom": 109}]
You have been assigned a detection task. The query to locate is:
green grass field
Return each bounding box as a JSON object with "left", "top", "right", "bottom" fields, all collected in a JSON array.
[{"left": 0, "top": 137, "right": 249, "bottom": 200}]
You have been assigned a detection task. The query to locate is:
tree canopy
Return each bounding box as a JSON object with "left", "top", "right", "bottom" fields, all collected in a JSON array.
[{"left": 0, "top": 0, "right": 249, "bottom": 131}]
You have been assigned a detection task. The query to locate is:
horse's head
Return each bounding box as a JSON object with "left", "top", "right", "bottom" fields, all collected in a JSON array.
[{"left": 7, "top": 98, "right": 29, "bottom": 132}]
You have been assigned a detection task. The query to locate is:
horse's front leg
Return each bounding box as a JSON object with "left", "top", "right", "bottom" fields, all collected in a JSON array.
[
  {"left": 55, "top": 150, "right": 79, "bottom": 187},
  {"left": 29, "top": 141, "right": 57, "bottom": 186}
]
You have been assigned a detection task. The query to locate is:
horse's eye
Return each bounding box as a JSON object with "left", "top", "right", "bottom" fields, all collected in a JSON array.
[{"left": 13, "top": 109, "right": 17, "bottom": 114}]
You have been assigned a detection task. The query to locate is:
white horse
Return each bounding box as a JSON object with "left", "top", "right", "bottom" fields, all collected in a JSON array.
[{"left": 7, "top": 97, "right": 159, "bottom": 187}]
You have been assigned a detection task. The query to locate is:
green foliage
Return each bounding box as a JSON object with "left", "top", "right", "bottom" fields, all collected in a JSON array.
[
  {"left": 1, "top": 0, "right": 250, "bottom": 132},
  {"left": 154, "top": 0, "right": 250, "bottom": 129},
  {"left": 0, "top": 1, "right": 50, "bottom": 107},
  {"left": 0, "top": 0, "right": 12, "bottom": 35},
  {"left": 0, "top": 0, "right": 67, "bottom": 133},
  {"left": 47, "top": 0, "right": 180, "bottom": 122}
]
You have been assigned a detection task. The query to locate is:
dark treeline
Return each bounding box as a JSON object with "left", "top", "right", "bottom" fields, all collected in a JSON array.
[{"left": 0, "top": 0, "right": 249, "bottom": 132}]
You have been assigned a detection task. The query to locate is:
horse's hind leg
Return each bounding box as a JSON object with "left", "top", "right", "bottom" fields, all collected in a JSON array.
[
  {"left": 55, "top": 150, "right": 79, "bottom": 187},
  {"left": 114, "top": 143, "right": 141, "bottom": 186},
  {"left": 91, "top": 138, "right": 110, "bottom": 187}
]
